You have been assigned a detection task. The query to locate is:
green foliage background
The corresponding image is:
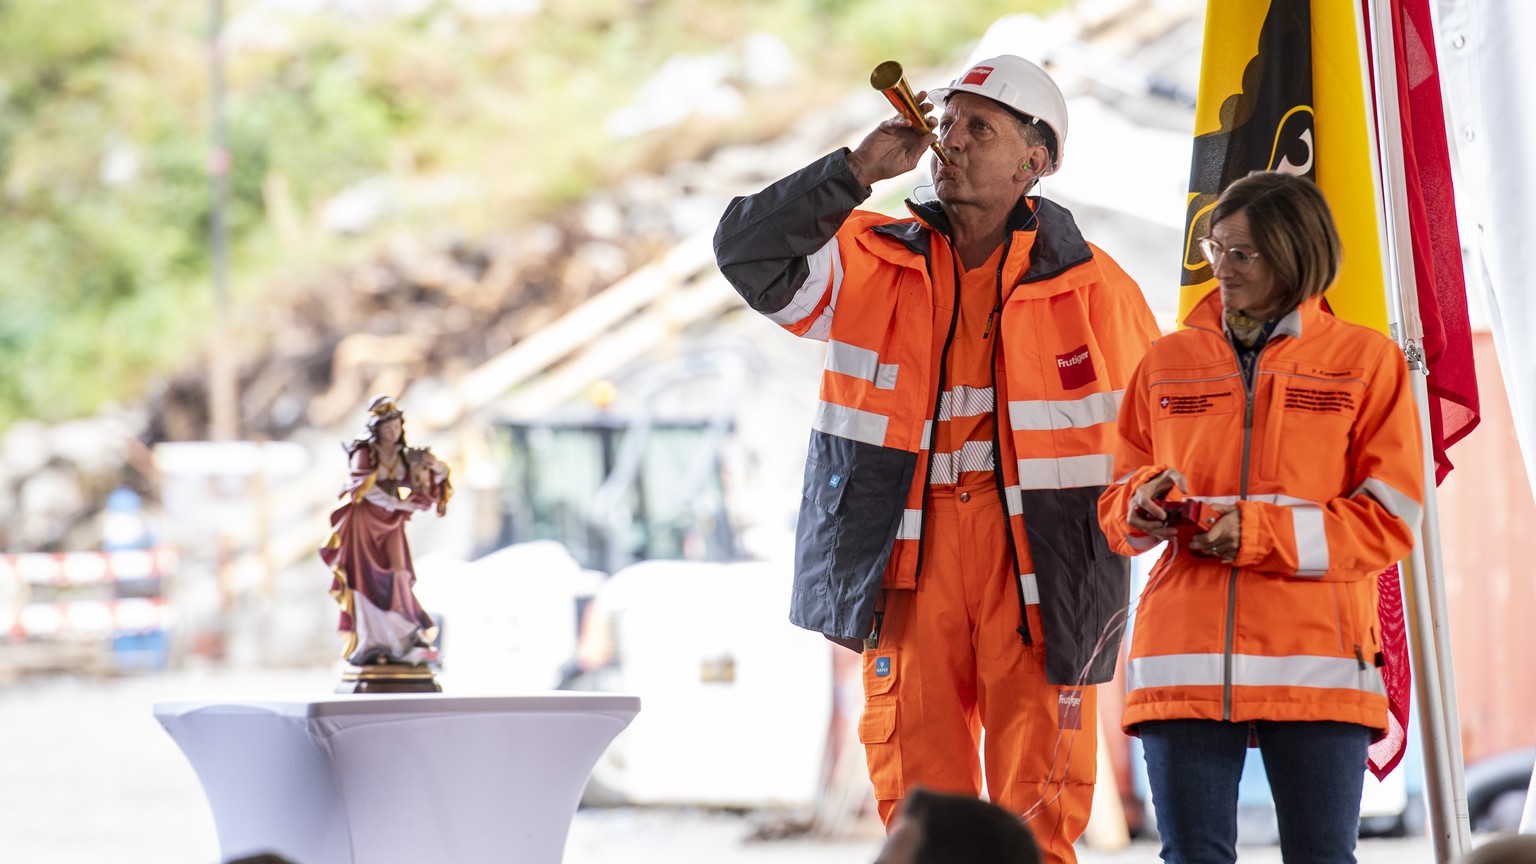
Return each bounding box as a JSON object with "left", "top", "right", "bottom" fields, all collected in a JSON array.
[{"left": 0, "top": 0, "right": 1060, "bottom": 433}]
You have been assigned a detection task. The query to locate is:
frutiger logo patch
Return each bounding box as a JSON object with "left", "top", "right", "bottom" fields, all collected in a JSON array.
[
  {"left": 1056, "top": 344, "right": 1097, "bottom": 390},
  {"left": 961, "top": 66, "right": 994, "bottom": 86},
  {"left": 1057, "top": 688, "right": 1083, "bottom": 730}
]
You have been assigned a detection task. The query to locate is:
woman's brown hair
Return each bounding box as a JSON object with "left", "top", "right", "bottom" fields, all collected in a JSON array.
[{"left": 1211, "top": 171, "right": 1343, "bottom": 313}]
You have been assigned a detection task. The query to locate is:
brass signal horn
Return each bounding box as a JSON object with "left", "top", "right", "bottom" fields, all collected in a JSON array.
[{"left": 870, "top": 61, "right": 952, "bottom": 166}]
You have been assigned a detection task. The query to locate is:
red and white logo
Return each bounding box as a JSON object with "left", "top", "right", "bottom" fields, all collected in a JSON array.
[
  {"left": 961, "top": 66, "right": 994, "bottom": 87},
  {"left": 1055, "top": 344, "right": 1097, "bottom": 390},
  {"left": 1057, "top": 688, "right": 1084, "bottom": 730},
  {"left": 1160, "top": 396, "right": 1171, "bottom": 409}
]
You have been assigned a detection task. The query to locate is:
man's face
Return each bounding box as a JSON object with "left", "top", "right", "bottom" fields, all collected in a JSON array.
[{"left": 932, "top": 92, "right": 1034, "bottom": 212}]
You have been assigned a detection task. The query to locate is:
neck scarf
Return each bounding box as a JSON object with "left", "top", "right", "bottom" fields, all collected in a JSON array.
[{"left": 1225, "top": 310, "right": 1269, "bottom": 347}]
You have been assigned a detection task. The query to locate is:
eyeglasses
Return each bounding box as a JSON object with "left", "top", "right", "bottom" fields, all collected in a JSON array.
[{"left": 1197, "top": 237, "right": 1263, "bottom": 272}]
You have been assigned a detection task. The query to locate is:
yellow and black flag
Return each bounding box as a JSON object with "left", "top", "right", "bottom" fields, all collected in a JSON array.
[{"left": 1178, "top": 0, "right": 1387, "bottom": 332}]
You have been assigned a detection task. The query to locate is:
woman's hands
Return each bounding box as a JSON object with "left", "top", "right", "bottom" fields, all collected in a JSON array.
[
  {"left": 1127, "top": 468, "right": 1188, "bottom": 539},
  {"left": 1189, "top": 504, "right": 1241, "bottom": 564},
  {"left": 1127, "top": 468, "right": 1242, "bottom": 563}
]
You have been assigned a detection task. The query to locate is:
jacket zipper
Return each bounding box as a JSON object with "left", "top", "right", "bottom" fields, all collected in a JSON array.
[
  {"left": 910, "top": 241, "right": 967, "bottom": 588},
  {"left": 982, "top": 244, "right": 1032, "bottom": 646},
  {"left": 1225, "top": 333, "right": 1272, "bottom": 720}
]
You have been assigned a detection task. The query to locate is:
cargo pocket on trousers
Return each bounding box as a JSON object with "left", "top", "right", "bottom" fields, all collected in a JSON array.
[
  {"left": 858, "top": 700, "right": 902, "bottom": 801},
  {"left": 859, "top": 650, "right": 902, "bottom": 800}
]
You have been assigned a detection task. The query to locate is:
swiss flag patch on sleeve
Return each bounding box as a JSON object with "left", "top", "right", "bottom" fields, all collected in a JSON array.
[
  {"left": 961, "top": 66, "right": 994, "bottom": 86},
  {"left": 1056, "top": 344, "right": 1098, "bottom": 390}
]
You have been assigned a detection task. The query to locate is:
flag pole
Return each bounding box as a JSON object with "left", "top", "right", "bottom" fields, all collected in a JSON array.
[
  {"left": 1401, "top": 368, "right": 1473, "bottom": 862},
  {"left": 1360, "top": 1, "right": 1472, "bottom": 858}
]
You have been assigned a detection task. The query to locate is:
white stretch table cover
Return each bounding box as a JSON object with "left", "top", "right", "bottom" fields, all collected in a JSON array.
[{"left": 154, "top": 693, "right": 639, "bottom": 864}]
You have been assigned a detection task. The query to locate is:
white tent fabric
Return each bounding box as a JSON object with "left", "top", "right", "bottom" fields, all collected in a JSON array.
[
  {"left": 1436, "top": 1, "right": 1536, "bottom": 482},
  {"left": 1433, "top": 0, "right": 1536, "bottom": 834}
]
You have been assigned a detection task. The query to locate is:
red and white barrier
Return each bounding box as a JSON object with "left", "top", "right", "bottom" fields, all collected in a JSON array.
[
  {"left": 12, "top": 597, "right": 174, "bottom": 641},
  {"left": 0, "top": 549, "right": 179, "bottom": 586},
  {"left": 1, "top": 549, "right": 178, "bottom": 642}
]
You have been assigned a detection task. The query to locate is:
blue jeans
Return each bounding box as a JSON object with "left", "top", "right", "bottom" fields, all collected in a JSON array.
[{"left": 1140, "top": 719, "right": 1372, "bottom": 864}]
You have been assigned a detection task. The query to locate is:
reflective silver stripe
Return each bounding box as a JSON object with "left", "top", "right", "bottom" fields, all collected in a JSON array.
[
  {"left": 1128, "top": 652, "right": 1386, "bottom": 697},
  {"left": 1355, "top": 478, "right": 1423, "bottom": 528},
  {"left": 1004, "top": 485, "right": 1023, "bottom": 516},
  {"left": 1196, "top": 493, "right": 1313, "bottom": 507},
  {"left": 927, "top": 441, "right": 996, "bottom": 484},
  {"left": 939, "top": 385, "right": 995, "bottom": 420},
  {"left": 1127, "top": 653, "right": 1224, "bottom": 690},
  {"left": 1292, "top": 505, "right": 1328, "bottom": 576},
  {"left": 1016, "top": 454, "right": 1114, "bottom": 489},
  {"left": 1114, "top": 470, "right": 1139, "bottom": 485},
  {"left": 921, "top": 420, "right": 933, "bottom": 451},
  {"left": 1009, "top": 390, "right": 1123, "bottom": 431},
  {"left": 1234, "top": 654, "right": 1385, "bottom": 695},
  {"left": 825, "top": 340, "right": 899, "bottom": 390},
  {"left": 897, "top": 509, "right": 923, "bottom": 540},
  {"left": 1019, "top": 572, "right": 1039, "bottom": 605},
  {"left": 803, "top": 305, "right": 836, "bottom": 342},
  {"left": 812, "top": 401, "right": 888, "bottom": 447},
  {"left": 767, "top": 238, "right": 842, "bottom": 330}
]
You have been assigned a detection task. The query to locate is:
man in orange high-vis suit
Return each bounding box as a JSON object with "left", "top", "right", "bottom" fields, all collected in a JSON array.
[{"left": 714, "top": 56, "right": 1160, "bottom": 864}]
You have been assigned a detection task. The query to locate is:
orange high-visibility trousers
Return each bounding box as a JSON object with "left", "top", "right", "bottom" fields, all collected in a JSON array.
[{"left": 859, "top": 481, "right": 1099, "bottom": 864}]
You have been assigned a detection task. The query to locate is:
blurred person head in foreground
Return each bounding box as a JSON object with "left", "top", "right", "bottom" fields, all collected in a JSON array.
[{"left": 874, "top": 787, "right": 1041, "bottom": 864}]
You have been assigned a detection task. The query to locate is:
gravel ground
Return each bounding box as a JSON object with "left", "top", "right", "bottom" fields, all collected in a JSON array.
[{"left": 0, "top": 667, "right": 1440, "bottom": 863}]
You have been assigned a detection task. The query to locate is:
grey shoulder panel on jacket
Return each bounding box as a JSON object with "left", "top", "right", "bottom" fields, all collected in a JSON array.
[
  {"left": 1020, "top": 197, "right": 1092, "bottom": 283},
  {"left": 713, "top": 150, "right": 872, "bottom": 315}
]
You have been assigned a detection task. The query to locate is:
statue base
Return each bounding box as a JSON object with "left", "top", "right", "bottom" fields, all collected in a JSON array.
[{"left": 337, "top": 663, "right": 442, "bottom": 694}]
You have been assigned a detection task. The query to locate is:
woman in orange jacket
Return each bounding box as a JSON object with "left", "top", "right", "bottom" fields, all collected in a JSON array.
[{"left": 1097, "top": 172, "right": 1425, "bottom": 864}]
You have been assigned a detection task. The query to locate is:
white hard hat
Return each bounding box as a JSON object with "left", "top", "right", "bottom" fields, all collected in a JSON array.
[{"left": 929, "top": 55, "right": 1068, "bottom": 174}]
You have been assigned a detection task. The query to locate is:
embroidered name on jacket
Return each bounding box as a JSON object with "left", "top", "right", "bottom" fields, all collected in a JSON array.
[
  {"left": 1284, "top": 386, "right": 1357, "bottom": 415},
  {"left": 1305, "top": 366, "right": 1358, "bottom": 378},
  {"left": 1157, "top": 391, "right": 1236, "bottom": 417},
  {"left": 1056, "top": 344, "right": 1097, "bottom": 390}
]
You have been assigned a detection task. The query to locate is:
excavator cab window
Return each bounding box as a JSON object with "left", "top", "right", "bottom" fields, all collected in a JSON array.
[{"left": 492, "top": 416, "right": 737, "bottom": 573}]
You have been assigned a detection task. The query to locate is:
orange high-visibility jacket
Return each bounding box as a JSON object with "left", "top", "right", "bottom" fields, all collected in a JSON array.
[
  {"left": 715, "top": 150, "right": 1160, "bottom": 683},
  {"left": 1098, "top": 289, "right": 1425, "bottom": 731}
]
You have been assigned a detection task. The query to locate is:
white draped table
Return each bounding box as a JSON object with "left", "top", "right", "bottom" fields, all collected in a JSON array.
[{"left": 154, "top": 693, "right": 640, "bottom": 864}]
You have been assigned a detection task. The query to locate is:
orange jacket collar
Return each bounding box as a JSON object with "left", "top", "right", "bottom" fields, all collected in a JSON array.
[{"left": 1184, "top": 285, "right": 1328, "bottom": 342}]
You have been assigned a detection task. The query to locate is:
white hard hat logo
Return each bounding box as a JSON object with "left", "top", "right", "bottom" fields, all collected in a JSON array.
[
  {"left": 961, "top": 66, "right": 994, "bottom": 86},
  {"left": 932, "top": 54, "right": 1069, "bottom": 174}
]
